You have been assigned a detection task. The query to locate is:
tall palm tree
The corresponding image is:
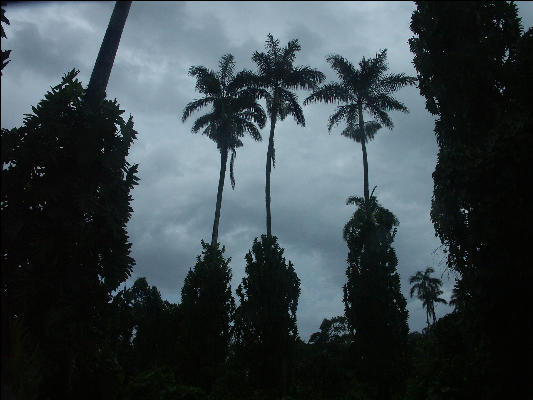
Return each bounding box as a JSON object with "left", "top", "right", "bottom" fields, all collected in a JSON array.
[
  {"left": 304, "top": 50, "right": 416, "bottom": 201},
  {"left": 409, "top": 267, "right": 447, "bottom": 327},
  {"left": 86, "top": 1, "right": 132, "bottom": 110},
  {"left": 182, "top": 54, "right": 266, "bottom": 247},
  {"left": 252, "top": 34, "right": 325, "bottom": 237}
]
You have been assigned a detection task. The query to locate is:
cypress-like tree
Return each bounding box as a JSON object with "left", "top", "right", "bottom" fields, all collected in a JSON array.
[
  {"left": 234, "top": 235, "right": 300, "bottom": 398},
  {"left": 342, "top": 192, "right": 408, "bottom": 400},
  {"left": 180, "top": 241, "right": 235, "bottom": 391}
]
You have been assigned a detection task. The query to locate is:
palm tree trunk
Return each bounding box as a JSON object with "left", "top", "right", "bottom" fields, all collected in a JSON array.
[
  {"left": 265, "top": 115, "right": 276, "bottom": 237},
  {"left": 358, "top": 103, "right": 369, "bottom": 201},
  {"left": 212, "top": 147, "right": 228, "bottom": 247},
  {"left": 86, "top": 1, "right": 131, "bottom": 110}
]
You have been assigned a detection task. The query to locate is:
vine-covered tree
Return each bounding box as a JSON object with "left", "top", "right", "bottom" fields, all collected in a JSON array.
[
  {"left": 182, "top": 54, "right": 266, "bottom": 246},
  {"left": 409, "top": 267, "right": 447, "bottom": 328},
  {"left": 234, "top": 235, "right": 300, "bottom": 398},
  {"left": 305, "top": 51, "right": 415, "bottom": 201},
  {"left": 180, "top": 241, "right": 235, "bottom": 391},
  {"left": 1, "top": 69, "right": 139, "bottom": 399},
  {"left": 410, "top": 2, "right": 532, "bottom": 398},
  {"left": 251, "top": 34, "right": 325, "bottom": 236},
  {"left": 342, "top": 192, "right": 409, "bottom": 400}
]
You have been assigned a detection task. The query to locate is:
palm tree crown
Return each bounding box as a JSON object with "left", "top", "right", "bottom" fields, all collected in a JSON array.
[
  {"left": 252, "top": 34, "right": 325, "bottom": 237},
  {"left": 409, "top": 267, "right": 447, "bottom": 327},
  {"left": 182, "top": 54, "right": 267, "bottom": 246},
  {"left": 305, "top": 50, "right": 416, "bottom": 201}
]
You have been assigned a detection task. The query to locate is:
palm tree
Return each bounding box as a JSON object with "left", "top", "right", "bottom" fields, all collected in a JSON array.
[
  {"left": 409, "top": 267, "right": 447, "bottom": 327},
  {"left": 252, "top": 34, "right": 325, "bottom": 237},
  {"left": 304, "top": 50, "right": 416, "bottom": 201},
  {"left": 86, "top": 1, "right": 132, "bottom": 110},
  {"left": 182, "top": 54, "right": 266, "bottom": 247}
]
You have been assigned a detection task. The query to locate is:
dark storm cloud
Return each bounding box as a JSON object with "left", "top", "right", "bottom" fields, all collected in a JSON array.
[{"left": 5, "top": 1, "right": 531, "bottom": 339}]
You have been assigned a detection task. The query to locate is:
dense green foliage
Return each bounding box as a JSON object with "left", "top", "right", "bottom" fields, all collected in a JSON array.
[
  {"left": 1, "top": 69, "right": 138, "bottom": 399},
  {"left": 409, "top": 1, "right": 533, "bottom": 398}
]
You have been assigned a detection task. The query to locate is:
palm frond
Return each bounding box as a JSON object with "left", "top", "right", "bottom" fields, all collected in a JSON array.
[
  {"left": 327, "top": 105, "right": 351, "bottom": 132},
  {"left": 304, "top": 83, "right": 353, "bottom": 105},
  {"left": 191, "top": 112, "right": 216, "bottom": 133},
  {"left": 218, "top": 54, "right": 235, "bottom": 88},
  {"left": 379, "top": 72, "right": 417, "bottom": 93},
  {"left": 278, "top": 87, "right": 305, "bottom": 126},
  {"left": 188, "top": 66, "right": 221, "bottom": 96},
  {"left": 286, "top": 66, "right": 326, "bottom": 91},
  {"left": 371, "top": 93, "right": 409, "bottom": 113},
  {"left": 366, "top": 104, "right": 393, "bottom": 129},
  {"left": 182, "top": 97, "right": 215, "bottom": 122},
  {"left": 326, "top": 54, "right": 358, "bottom": 87}
]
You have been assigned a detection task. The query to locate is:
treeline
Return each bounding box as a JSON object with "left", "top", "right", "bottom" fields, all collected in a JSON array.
[{"left": 1, "top": 1, "right": 532, "bottom": 400}]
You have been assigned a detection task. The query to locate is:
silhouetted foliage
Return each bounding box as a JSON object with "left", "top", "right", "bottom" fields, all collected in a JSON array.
[
  {"left": 182, "top": 54, "right": 266, "bottom": 246},
  {"left": 1, "top": 3, "right": 11, "bottom": 75},
  {"left": 409, "top": 267, "right": 447, "bottom": 328},
  {"left": 410, "top": 2, "right": 533, "bottom": 397},
  {"left": 180, "top": 240, "right": 235, "bottom": 391},
  {"left": 342, "top": 193, "right": 409, "bottom": 400},
  {"left": 1, "top": 69, "right": 138, "bottom": 399},
  {"left": 305, "top": 51, "right": 415, "bottom": 201},
  {"left": 251, "top": 34, "right": 325, "bottom": 236},
  {"left": 234, "top": 234, "right": 301, "bottom": 398}
]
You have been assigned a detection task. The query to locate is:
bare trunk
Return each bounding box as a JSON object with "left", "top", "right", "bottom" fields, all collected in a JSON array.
[
  {"left": 358, "top": 102, "right": 369, "bottom": 201},
  {"left": 211, "top": 147, "right": 228, "bottom": 247},
  {"left": 266, "top": 115, "right": 276, "bottom": 237},
  {"left": 86, "top": 1, "right": 131, "bottom": 110}
]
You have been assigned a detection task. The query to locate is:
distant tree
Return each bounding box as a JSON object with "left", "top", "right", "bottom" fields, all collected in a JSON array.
[
  {"left": 1, "top": 69, "right": 138, "bottom": 399},
  {"left": 410, "top": 2, "right": 532, "bottom": 398},
  {"left": 308, "top": 316, "right": 352, "bottom": 346},
  {"left": 85, "top": 1, "right": 132, "bottom": 110},
  {"left": 305, "top": 51, "right": 415, "bottom": 201},
  {"left": 1, "top": 3, "right": 11, "bottom": 74},
  {"left": 252, "top": 34, "right": 325, "bottom": 237},
  {"left": 180, "top": 241, "right": 235, "bottom": 391},
  {"left": 342, "top": 192, "right": 409, "bottom": 400},
  {"left": 182, "top": 54, "right": 266, "bottom": 246},
  {"left": 409, "top": 267, "right": 447, "bottom": 328},
  {"left": 234, "top": 234, "right": 300, "bottom": 398}
]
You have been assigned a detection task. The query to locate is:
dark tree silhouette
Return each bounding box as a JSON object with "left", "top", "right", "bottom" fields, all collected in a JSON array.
[
  {"left": 1, "top": 3, "right": 11, "bottom": 75},
  {"left": 180, "top": 241, "right": 235, "bottom": 391},
  {"left": 85, "top": 1, "right": 131, "bottom": 110},
  {"left": 234, "top": 235, "right": 300, "bottom": 398},
  {"left": 1, "top": 70, "right": 138, "bottom": 399},
  {"left": 182, "top": 54, "right": 266, "bottom": 246},
  {"left": 410, "top": 2, "right": 532, "bottom": 398},
  {"left": 409, "top": 267, "right": 447, "bottom": 328},
  {"left": 342, "top": 192, "right": 409, "bottom": 400},
  {"left": 252, "top": 34, "right": 325, "bottom": 237},
  {"left": 305, "top": 51, "right": 415, "bottom": 201}
]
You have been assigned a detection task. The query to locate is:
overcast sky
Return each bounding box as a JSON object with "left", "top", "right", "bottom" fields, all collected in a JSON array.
[{"left": 2, "top": 1, "right": 532, "bottom": 340}]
